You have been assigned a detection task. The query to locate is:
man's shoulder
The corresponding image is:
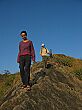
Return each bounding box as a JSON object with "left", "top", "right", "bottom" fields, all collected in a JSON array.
[
  {"left": 29, "top": 40, "right": 33, "bottom": 45},
  {"left": 19, "top": 41, "right": 22, "bottom": 44},
  {"left": 19, "top": 40, "right": 32, "bottom": 43},
  {"left": 28, "top": 40, "right": 32, "bottom": 43}
]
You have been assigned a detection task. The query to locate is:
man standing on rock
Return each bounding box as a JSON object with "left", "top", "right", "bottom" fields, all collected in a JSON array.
[
  {"left": 17, "top": 31, "right": 35, "bottom": 90},
  {"left": 40, "top": 43, "right": 50, "bottom": 68}
]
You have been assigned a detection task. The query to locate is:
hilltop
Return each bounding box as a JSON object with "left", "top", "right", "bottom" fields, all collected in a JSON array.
[{"left": 0, "top": 54, "right": 82, "bottom": 110}]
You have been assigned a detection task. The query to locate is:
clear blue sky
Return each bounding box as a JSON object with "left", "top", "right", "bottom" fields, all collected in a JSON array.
[{"left": 0, "top": 0, "right": 82, "bottom": 73}]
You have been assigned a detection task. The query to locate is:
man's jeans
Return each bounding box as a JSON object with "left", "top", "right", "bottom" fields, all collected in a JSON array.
[
  {"left": 19, "top": 55, "right": 31, "bottom": 85},
  {"left": 42, "top": 56, "right": 48, "bottom": 68}
]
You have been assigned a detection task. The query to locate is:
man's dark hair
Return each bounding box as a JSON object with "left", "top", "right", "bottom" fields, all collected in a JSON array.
[{"left": 20, "top": 31, "right": 27, "bottom": 36}]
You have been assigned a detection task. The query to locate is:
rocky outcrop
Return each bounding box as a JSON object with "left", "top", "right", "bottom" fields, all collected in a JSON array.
[{"left": 0, "top": 66, "right": 82, "bottom": 110}]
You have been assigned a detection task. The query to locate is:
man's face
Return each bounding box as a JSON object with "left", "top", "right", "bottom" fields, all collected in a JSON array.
[{"left": 21, "top": 33, "right": 27, "bottom": 40}]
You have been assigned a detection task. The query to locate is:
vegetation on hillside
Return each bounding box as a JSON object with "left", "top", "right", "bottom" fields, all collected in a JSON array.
[
  {"left": 0, "top": 73, "right": 20, "bottom": 103},
  {"left": 32, "top": 54, "right": 82, "bottom": 80},
  {"left": 0, "top": 54, "right": 82, "bottom": 105}
]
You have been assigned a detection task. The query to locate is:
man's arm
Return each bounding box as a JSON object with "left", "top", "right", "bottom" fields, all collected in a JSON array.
[{"left": 30, "top": 41, "right": 35, "bottom": 62}]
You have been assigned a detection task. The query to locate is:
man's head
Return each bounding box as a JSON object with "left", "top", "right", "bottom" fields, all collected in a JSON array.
[
  {"left": 41, "top": 43, "right": 45, "bottom": 47},
  {"left": 20, "top": 31, "right": 27, "bottom": 40}
]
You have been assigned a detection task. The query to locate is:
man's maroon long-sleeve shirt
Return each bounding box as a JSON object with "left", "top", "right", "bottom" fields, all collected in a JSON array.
[{"left": 17, "top": 40, "right": 35, "bottom": 63}]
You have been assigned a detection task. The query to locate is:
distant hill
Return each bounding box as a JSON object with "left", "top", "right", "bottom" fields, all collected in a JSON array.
[{"left": 0, "top": 54, "right": 82, "bottom": 110}]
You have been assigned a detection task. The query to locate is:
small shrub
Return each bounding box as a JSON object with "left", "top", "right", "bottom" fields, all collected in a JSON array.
[
  {"left": 73, "top": 69, "right": 82, "bottom": 80},
  {"left": 52, "top": 55, "right": 74, "bottom": 67}
]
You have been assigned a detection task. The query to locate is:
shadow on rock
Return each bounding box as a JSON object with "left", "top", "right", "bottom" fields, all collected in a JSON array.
[
  {"left": 46, "top": 63, "right": 53, "bottom": 69},
  {"left": 30, "top": 69, "right": 46, "bottom": 87}
]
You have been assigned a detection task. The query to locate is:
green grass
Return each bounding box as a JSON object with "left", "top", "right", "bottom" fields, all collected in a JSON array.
[
  {"left": 0, "top": 74, "right": 16, "bottom": 99},
  {"left": 49, "top": 54, "right": 82, "bottom": 80}
]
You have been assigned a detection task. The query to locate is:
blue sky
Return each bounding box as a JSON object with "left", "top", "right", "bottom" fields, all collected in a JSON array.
[{"left": 0, "top": 0, "right": 82, "bottom": 73}]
